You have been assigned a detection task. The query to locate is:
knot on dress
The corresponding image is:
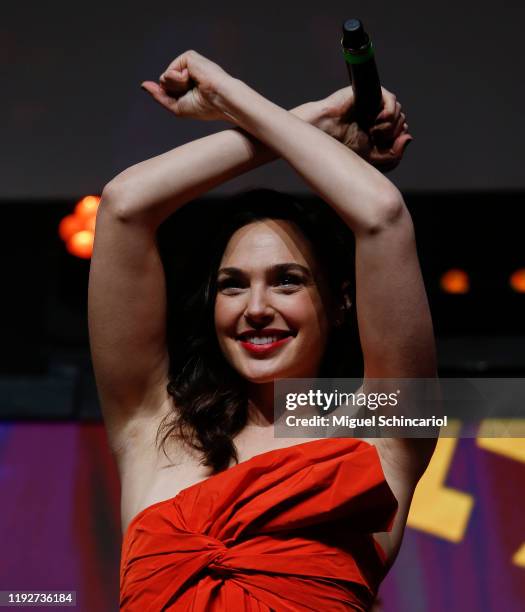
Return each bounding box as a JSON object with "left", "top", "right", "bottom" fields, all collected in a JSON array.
[
  {"left": 202, "top": 537, "right": 232, "bottom": 577},
  {"left": 207, "top": 550, "right": 232, "bottom": 577},
  {"left": 120, "top": 438, "right": 399, "bottom": 611}
]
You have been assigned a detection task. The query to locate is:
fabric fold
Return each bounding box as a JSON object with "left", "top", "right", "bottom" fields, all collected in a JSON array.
[{"left": 120, "top": 437, "right": 398, "bottom": 611}]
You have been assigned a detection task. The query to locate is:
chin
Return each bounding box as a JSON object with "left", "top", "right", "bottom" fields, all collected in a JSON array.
[
  {"left": 244, "top": 374, "right": 278, "bottom": 384},
  {"left": 237, "top": 366, "right": 286, "bottom": 384},
  {"left": 236, "top": 359, "right": 312, "bottom": 383},
  {"left": 220, "top": 340, "right": 322, "bottom": 382}
]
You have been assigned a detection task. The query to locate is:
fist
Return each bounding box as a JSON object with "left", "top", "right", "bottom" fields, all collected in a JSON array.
[{"left": 141, "top": 50, "right": 234, "bottom": 121}]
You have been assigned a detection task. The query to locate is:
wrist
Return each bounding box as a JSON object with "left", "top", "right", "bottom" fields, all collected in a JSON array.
[
  {"left": 217, "top": 77, "right": 326, "bottom": 131},
  {"left": 213, "top": 76, "right": 248, "bottom": 124},
  {"left": 295, "top": 99, "right": 344, "bottom": 141}
]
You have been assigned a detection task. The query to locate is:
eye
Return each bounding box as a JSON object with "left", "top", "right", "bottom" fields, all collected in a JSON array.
[
  {"left": 217, "top": 277, "right": 245, "bottom": 294},
  {"left": 275, "top": 273, "right": 304, "bottom": 290}
]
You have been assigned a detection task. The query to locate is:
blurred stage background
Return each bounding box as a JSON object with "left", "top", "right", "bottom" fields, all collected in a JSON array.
[{"left": 2, "top": 1, "right": 525, "bottom": 610}]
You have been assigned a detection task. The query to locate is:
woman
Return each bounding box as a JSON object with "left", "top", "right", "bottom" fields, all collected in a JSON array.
[{"left": 88, "top": 50, "right": 436, "bottom": 611}]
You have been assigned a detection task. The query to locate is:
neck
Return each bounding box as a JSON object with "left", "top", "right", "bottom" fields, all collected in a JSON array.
[{"left": 246, "top": 382, "right": 277, "bottom": 427}]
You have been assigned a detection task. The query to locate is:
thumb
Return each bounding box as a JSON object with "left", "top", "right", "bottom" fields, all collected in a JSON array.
[
  {"left": 390, "top": 133, "right": 414, "bottom": 157},
  {"left": 141, "top": 81, "right": 163, "bottom": 98},
  {"left": 140, "top": 81, "right": 180, "bottom": 113},
  {"left": 325, "top": 86, "right": 354, "bottom": 113}
]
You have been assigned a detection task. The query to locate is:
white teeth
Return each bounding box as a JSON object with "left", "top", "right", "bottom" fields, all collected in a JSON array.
[{"left": 246, "top": 336, "right": 280, "bottom": 345}]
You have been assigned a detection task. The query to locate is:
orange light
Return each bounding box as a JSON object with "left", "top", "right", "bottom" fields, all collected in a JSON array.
[
  {"left": 85, "top": 215, "right": 96, "bottom": 232},
  {"left": 58, "top": 214, "right": 84, "bottom": 241},
  {"left": 66, "top": 230, "right": 94, "bottom": 259},
  {"left": 58, "top": 194, "right": 100, "bottom": 258},
  {"left": 510, "top": 269, "right": 525, "bottom": 293},
  {"left": 440, "top": 269, "right": 470, "bottom": 294},
  {"left": 74, "top": 195, "right": 101, "bottom": 220}
]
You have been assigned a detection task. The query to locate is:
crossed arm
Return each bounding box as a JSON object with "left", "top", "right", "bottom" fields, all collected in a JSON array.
[{"left": 88, "top": 51, "right": 436, "bottom": 470}]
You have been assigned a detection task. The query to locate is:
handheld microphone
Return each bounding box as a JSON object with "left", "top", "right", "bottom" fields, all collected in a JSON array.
[{"left": 341, "top": 18, "right": 383, "bottom": 129}]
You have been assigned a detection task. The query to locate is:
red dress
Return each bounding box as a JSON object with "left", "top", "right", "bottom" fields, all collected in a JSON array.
[{"left": 120, "top": 438, "right": 398, "bottom": 611}]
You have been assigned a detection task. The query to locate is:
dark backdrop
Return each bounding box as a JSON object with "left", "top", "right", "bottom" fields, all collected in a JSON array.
[
  {"left": 3, "top": 0, "right": 525, "bottom": 198},
  {"left": 2, "top": 5, "right": 525, "bottom": 610}
]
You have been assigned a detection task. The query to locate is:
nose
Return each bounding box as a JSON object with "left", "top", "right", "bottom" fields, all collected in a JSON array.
[{"left": 244, "top": 284, "right": 274, "bottom": 324}]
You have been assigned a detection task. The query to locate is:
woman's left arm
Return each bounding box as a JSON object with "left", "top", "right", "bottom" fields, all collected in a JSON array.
[
  {"left": 211, "top": 55, "right": 437, "bottom": 473},
  {"left": 207, "top": 57, "right": 436, "bottom": 372}
]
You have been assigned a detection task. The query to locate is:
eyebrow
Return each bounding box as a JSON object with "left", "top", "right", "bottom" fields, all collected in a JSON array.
[{"left": 217, "top": 263, "right": 312, "bottom": 278}]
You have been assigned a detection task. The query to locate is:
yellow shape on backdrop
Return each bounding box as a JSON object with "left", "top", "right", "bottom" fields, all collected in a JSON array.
[
  {"left": 477, "top": 427, "right": 525, "bottom": 462},
  {"left": 512, "top": 543, "right": 525, "bottom": 568},
  {"left": 408, "top": 421, "right": 474, "bottom": 542}
]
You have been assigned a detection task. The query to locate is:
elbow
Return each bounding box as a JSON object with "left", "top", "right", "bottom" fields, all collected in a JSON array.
[
  {"left": 361, "top": 188, "right": 408, "bottom": 236},
  {"left": 99, "top": 179, "right": 138, "bottom": 223}
]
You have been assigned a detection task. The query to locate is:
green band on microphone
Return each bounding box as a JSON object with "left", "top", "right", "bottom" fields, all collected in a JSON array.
[{"left": 342, "top": 42, "right": 375, "bottom": 65}]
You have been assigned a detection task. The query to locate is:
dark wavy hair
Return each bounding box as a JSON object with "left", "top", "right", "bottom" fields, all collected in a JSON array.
[{"left": 156, "top": 189, "right": 361, "bottom": 472}]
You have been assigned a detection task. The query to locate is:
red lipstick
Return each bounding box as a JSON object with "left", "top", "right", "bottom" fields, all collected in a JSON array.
[
  {"left": 239, "top": 336, "right": 293, "bottom": 355},
  {"left": 236, "top": 329, "right": 294, "bottom": 356}
]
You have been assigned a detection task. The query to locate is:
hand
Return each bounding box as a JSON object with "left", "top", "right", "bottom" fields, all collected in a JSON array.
[
  {"left": 316, "top": 86, "right": 413, "bottom": 173},
  {"left": 141, "top": 50, "right": 235, "bottom": 121}
]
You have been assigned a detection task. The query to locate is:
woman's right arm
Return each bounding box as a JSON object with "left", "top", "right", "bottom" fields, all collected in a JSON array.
[{"left": 88, "top": 96, "right": 335, "bottom": 454}]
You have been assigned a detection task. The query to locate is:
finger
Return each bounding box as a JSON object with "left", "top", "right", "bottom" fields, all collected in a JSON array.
[
  {"left": 389, "top": 132, "right": 414, "bottom": 157},
  {"left": 368, "top": 148, "right": 399, "bottom": 172},
  {"left": 161, "top": 67, "right": 189, "bottom": 83},
  {"left": 369, "top": 132, "right": 413, "bottom": 171},
  {"left": 376, "top": 87, "right": 396, "bottom": 121},
  {"left": 326, "top": 86, "right": 354, "bottom": 113},
  {"left": 391, "top": 112, "right": 407, "bottom": 139},
  {"left": 370, "top": 110, "right": 406, "bottom": 143},
  {"left": 390, "top": 101, "right": 402, "bottom": 128},
  {"left": 140, "top": 81, "right": 180, "bottom": 113},
  {"left": 141, "top": 81, "right": 164, "bottom": 98},
  {"left": 165, "top": 51, "right": 193, "bottom": 74},
  {"left": 371, "top": 104, "right": 402, "bottom": 132},
  {"left": 166, "top": 50, "right": 207, "bottom": 79},
  {"left": 160, "top": 69, "right": 190, "bottom": 96}
]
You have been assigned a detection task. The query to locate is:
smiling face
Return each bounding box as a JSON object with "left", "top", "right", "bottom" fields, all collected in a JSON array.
[{"left": 214, "top": 219, "right": 337, "bottom": 383}]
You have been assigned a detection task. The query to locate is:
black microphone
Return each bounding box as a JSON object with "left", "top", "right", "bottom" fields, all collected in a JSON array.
[{"left": 341, "top": 18, "right": 383, "bottom": 129}]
